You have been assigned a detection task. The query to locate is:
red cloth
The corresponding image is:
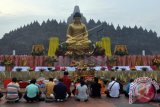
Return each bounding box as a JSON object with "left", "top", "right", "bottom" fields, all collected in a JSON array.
[
  {"left": 19, "top": 82, "right": 29, "bottom": 88},
  {"left": 62, "top": 76, "right": 71, "bottom": 93}
]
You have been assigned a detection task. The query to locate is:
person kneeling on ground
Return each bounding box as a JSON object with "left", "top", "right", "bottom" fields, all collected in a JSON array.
[
  {"left": 54, "top": 78, "right": 68, "bottom": 102},
  {"left": 90, "top": 77, "right": 101, "bottom": 98},
  {"left": 6, "top": 77, "right": 22, "bottom": 102},
  {"left": 106, "top": 77, "right": 120, "bottom": 98},
  {"left": 75, "top": 77, "right": 89, "bottom": 102},
  {"left": 24, "top": 79, "right": 40, "bottom": 102},
  {"left": 62, "top": 71, "right": 71, "bottom": 97},
  {"left": 45, "top": 78, "right": 55, "bottom": 98},
  {"left": 125, "top": 79, "right": 134, "bottom": 97}
]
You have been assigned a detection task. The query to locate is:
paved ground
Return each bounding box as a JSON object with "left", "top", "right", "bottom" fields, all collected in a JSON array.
[{"left": 0, "top": 95, "right": 159, "bottom": 107}]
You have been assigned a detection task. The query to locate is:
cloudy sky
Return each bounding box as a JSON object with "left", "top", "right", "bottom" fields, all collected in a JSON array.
[{"left": 0, "top": 0, "right": 160, "bottom": 38}]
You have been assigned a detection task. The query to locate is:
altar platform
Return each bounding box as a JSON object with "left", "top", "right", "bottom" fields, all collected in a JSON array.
[{"left": 0, "top": 55, "right": 159, "bottom": 68}]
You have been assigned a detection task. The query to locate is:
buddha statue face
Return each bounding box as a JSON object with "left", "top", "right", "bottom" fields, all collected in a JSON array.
[
  {"left": 74, "top": 17, "right": 81, "bottom": 22},
  {"left": 73, "top": 12, "right": 81, "bottom": 23}
]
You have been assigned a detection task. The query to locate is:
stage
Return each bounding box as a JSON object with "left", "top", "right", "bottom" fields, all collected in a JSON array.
[{"left": 0, "top": 55, "right": 159, "bottom": 68}]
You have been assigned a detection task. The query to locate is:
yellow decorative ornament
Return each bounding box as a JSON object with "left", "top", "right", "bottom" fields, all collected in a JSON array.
[
  {"left": 101, "top": 37, "right": 112, "bottom": 57},
  {"left": 48, "top": 37, "right": 59, "bottom": 56}
]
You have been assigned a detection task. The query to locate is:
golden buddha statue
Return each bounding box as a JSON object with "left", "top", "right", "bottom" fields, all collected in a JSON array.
[{"left": 66, "top": 12, "right": 91, "bottom": 53}]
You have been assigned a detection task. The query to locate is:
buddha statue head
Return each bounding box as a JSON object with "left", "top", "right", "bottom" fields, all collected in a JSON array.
[{"left": 73, "top": 12, "right": 81, "bottom": 22}]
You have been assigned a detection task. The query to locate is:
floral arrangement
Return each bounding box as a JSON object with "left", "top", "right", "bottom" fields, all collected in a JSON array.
[
  {"left": 45, "top": 56, "right": 57, "bottom": 66},
  {"left": 0, "top": 59, "right": 14, "bottom": 66},
  {"left": 130, "top": 66, "right": 136, "bottom": 71},
  {"left": 87, "top": 63, "right": 95, "bottom": 67},
  {"left": 152, "top": 57, "right": 160, "bottom": 67},
  {"left": 107, "top": 56, "right": 117, "bottom": 66},
  {"left": 93, "top": 46, "right": 105, "bottom": 56},
  {"left": 31, "top": 44, "right": 45, "bottom": 56},
  {"left": 114, "top": 50, "right": 128, "bottom": 56},
  {"left": 70, "top": 60, "right": 79, "bottom": 67}
]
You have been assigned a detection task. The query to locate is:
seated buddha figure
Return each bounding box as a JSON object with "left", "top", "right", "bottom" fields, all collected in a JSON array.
[{"left": 66, "top": 12, "right": 91, "bottom": 51}]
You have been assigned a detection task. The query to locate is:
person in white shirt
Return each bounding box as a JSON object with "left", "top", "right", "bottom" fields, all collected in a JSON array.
[
  {"left": 107, "top": 77, "right": 120, "bottom": 98},
  {"left": 75, "top": 77, "right": 89, "bottom": 102}
]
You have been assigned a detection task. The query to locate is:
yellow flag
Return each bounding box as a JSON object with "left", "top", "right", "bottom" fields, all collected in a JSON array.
[
  {"left": 101, "top": 37, "right": 112, "bottom": 56},
  {"left": 48, "top": 37, "right": 59, "bottom": 56}
]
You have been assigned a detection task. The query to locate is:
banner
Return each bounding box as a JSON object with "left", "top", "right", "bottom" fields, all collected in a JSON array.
[
  {"left": 48, "top": 37, "right": 59, "bottom": 56},
  {"left": 101, "top": 37, "right": 112, "bottom": 57}
]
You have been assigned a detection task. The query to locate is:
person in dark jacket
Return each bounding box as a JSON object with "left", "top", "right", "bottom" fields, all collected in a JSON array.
[
  {"left": 54, "top": 78, "right": 67, "bottom": 101},
  {"left": 90, "top": 77, "right": 101, "bottom": 98}
]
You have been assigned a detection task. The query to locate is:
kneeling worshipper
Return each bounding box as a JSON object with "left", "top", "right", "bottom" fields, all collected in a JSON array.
[
  {"left": 124, "top": 79, "right": 134, "bottom": 97},
  {"left": 24, "top": 79, "right": 40, "bottom": 102},
  {"left": 45, "top": 78, "right": 55, "bottom": 98},
  {"left": 90, "top": 77, "right": 101, "bottom": 98},
  {"left": 106, "top": 77, "right": 120, "bottom": 98},
  {"left": 75, "top": 77, "right": 89, "bottom": 102},
  {"left": 53, "top": 79, "right": 68, "bottom": 102},
  {"left": 62, "top": 71, "right": 71, "bottom": 97},
  {"left": 6, "top": 77, "right": 22, "bottom": 102}
]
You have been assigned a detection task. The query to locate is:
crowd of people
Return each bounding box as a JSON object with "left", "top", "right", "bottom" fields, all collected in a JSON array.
[{"left": 0, "top": 71, "right": 159, "bottom": 103}]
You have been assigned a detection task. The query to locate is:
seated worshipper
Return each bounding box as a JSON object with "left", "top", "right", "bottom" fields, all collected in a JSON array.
[
  {"left": 75, "top": 78, "right": 89, "bottom": 102},
  {"left": 54, "top": 78, "right": 67, "bottom": 102},
  {"left": 72, "top": 79, "right": 80, "bottom": 96},
  {"left": 125, "top": 79, "right": 134, "bottom": 97},
  {"left": 116, "top": 78, "right": 124, "bottom": 94},
  {"left": 62, "top": 71, "right": 71, "bottom": 97},
  {"left": 90, "top": 77, "right": 101, "bottom": 98},
  {"left": 98, "top": 77, "right": 105, "bottom": 94},
  {"left": 0, "top": 88, "right": 3, "bottom": 101},
  {"left": 45, "top": 78, "right": 55, "bottom": 98},
  {"left": 106, "top": 77, "right": 120, "bottom": 98},
  {"left": 6, "top": 77, "right": 22, "bottom": 102},
  {"left": 24, "top": 79, "right": 40, "bottom": 102},
  {"left": 53, "top": 78, "right": 59, "bottom": 85}
]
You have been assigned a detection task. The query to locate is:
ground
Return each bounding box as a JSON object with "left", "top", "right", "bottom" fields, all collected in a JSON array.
[{"left": 0, "top": 95, "right": 159, "bottom": 107}]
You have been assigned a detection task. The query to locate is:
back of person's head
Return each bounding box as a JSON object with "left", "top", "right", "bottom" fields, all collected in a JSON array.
[
  {"left": 80, "top": 77, "right": 85, "bottom": 86},
  {"left": 54, "top": 78, "right": 59, "bottom": 85},
  {"left": 49, "top": 78, "right": 53, "bottom": 82},
  {"left": 116, "top": 78, "right": 121, "bottom": 82},
  {"left": 59, "top": 78, "right": 63, "bottom": 82},
  {"left": 80, "top": 76, "right": 84, "bottom": 81},
  {"left": 64, "top": 71, "right": 69, "bottom": 76},
  {"left": 130, "top": 79, "right": 134, "bottom": 83},
  {"left": 94, "top": 77, "right": 99, "bottom": 83},
  {"left": 111, "top": 77, "right": 115, "bottom": 81},
  {"left": 76, "top": 78, "right": 80, "bottom": 83},
  {"left": 12, "top": 77, "right": 17, "bottom": 83},
  {"left": 30, "top": 78, "right": 36, "bottom": 84}
]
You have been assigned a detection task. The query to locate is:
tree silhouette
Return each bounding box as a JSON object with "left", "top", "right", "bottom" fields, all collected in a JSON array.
[{"left": 0, "top": 19, "right": 159, "bottom": 55}]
